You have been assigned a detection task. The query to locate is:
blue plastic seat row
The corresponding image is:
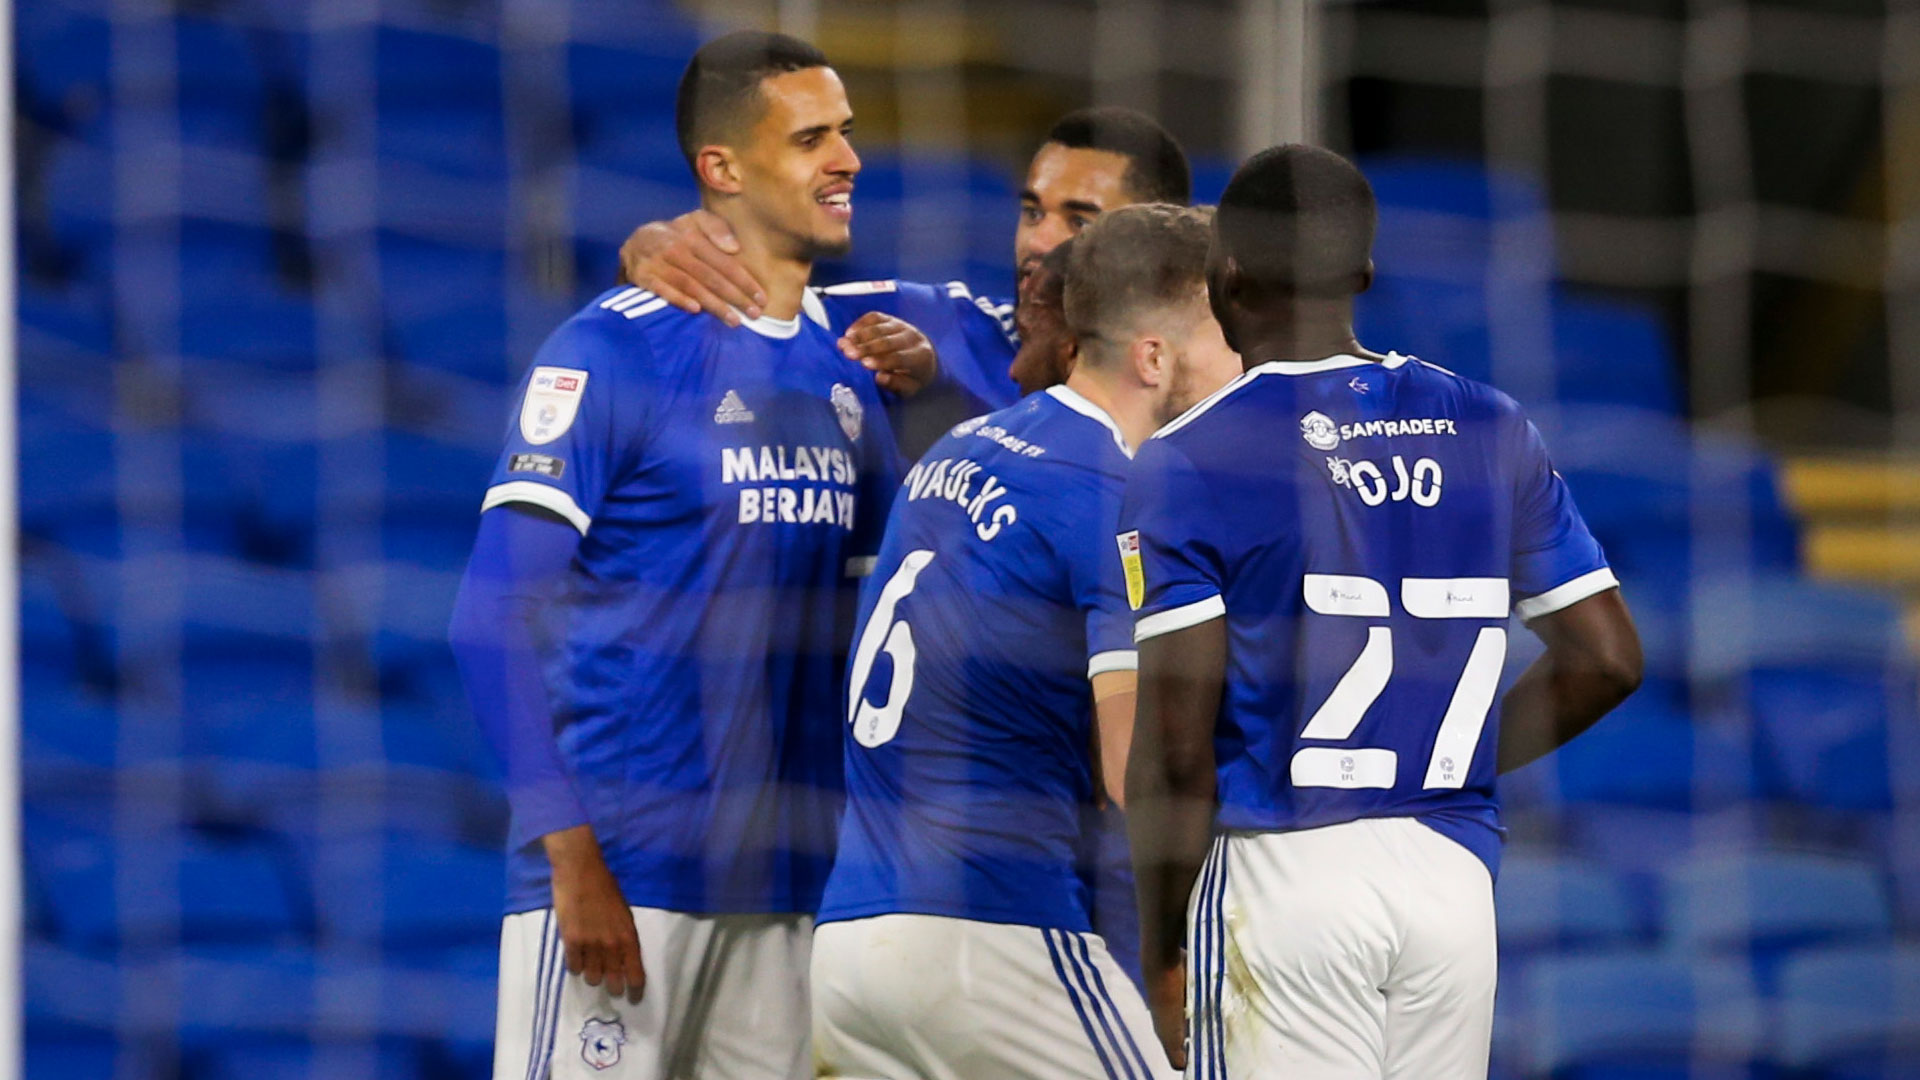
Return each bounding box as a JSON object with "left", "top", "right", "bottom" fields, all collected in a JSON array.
[
  {"left": 1499, "top": 945, "right": 1920, "bottom": 1077},
  {"left": 1497, "top": 849, "right": 1896, "bottom": 967}
]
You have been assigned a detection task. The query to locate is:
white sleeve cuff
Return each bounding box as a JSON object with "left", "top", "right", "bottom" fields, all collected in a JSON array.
[
  {"left": 1087, "top": 650, "right": 1139, "bottom": 677},
  {"left": 1515, "top": 567, "right": 1620, "bottom": 622},
  {"left": 1134, "top": 595, "right": 1226, "bottom": 642},
  {"left": 482, "top": 481, "right": 592, "bottom": 536}
]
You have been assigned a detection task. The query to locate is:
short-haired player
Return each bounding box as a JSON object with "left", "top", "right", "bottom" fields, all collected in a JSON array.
[
  {"left": 449, "top": 32, "right": 906, "bottom": 1079},
  {"left": 1122, "top": 145, "right": 1644, "bottom": 1077},
  {"left": 810, "top": 204, "right": 1240, "bottom": 1080}
]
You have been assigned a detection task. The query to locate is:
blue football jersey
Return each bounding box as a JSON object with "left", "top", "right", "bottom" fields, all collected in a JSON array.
[
  {"left": 482, "top": 286, "right": 901, "bottom": 915},
  {"left": 819, "top": 386, "right": 1137, "bottom": 932},
  {"left": 1119, "top": 354, "right": 1616, "bottom": 876},
  {"left": 813, "top": 279, "right": 1021, "bottom": 424}
]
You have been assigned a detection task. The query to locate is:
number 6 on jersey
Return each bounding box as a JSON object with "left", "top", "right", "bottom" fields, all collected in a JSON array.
[{"left": 848, "top": 550, "right": 936, "bottom": 747}]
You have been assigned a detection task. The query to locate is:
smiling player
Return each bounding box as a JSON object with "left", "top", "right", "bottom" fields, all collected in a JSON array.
[
  {"left": 448, "top": 33, "right": 903, "bottom": 1079},
  {"left": 618, "top": 107, "right": 1193, "bottom": 455}
]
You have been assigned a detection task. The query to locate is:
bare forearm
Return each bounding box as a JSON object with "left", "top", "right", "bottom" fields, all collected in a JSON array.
[
  {"left": 1498, "top": 590, "right": 1642, "bottom": 774},
  {"left": 1128, "top": 621, "right": 1227, "bottom": 976}
]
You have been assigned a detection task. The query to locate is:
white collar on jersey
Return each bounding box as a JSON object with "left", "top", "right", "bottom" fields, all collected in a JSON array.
[
  {"left": 1045, "top": 384, "right": 1134, "bottom": 458},
  {"left": 738, "top": 290, "right": 832, "bottom": 340},
  {"left": 1152, "top": 352, "right": 1413, "bottom": 439}
]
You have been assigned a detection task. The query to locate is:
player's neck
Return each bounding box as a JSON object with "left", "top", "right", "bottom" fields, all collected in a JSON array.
[
  {"left": 709, "top": 203, "right": 813, "bottom": 321},
  {"left": 1064, "top": 369, "right": 1153, "bottom": 453},
  {"left": 1230, "top": 300, "right": 1379, "bottom": 367}
]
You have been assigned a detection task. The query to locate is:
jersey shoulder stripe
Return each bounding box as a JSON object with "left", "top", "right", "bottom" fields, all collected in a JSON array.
[{"left": 817, "top": 280, "right": 901, "bottom": 297}]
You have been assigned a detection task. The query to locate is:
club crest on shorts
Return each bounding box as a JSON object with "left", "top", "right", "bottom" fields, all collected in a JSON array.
[
  {"left": 580, "top": 1016, "right": 626, "bottom": 1070},
  {"left": 521, "top": 366, "right": 588, "bottom": 446},
  {"left": 831, "top": 383, "right": 863, "bottom": 442},
  {"left": 1300, "top": 410, "right": 1340, "bottom": 451}
]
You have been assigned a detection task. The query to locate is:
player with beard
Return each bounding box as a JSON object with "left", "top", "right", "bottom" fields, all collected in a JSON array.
[
  {"left": 449, "top": 33, "right": 906, "bottom": 1079},
  {"left": 617, "top": 107, "right": 1192, "bottom": 455},
  {"left": 812, "top": 204, "right": 1241, "bottom": 1080}
]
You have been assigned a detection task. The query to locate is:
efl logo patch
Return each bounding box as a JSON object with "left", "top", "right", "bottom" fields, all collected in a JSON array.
[
  {"left": 508, "top": 453, "right": 565, "bottom": 479},
  {"left": 580, "top": 1016, "right": 626, "bottom": 1071},
  {"left": 1117, "top": 530, "right": 1145, "bottom": 610},
  {"left": 520, "top": 366, "right": 588, "bottom": 446}
]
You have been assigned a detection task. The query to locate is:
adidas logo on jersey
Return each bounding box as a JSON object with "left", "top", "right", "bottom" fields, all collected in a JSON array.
[{"left": 715, "top": 390, "right": 755, "bottom": 425}]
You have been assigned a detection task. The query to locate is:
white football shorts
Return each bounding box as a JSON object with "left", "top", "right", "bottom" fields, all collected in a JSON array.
[
  {"left": 492, "top": 906, "right": 811, "bottom": 1080},
  {"left": 1187, "top": 818, "right": 1497, "bottom": 1080},
  {"left": 812, "top": 912, "right": 1179, "bottom": 1080}
]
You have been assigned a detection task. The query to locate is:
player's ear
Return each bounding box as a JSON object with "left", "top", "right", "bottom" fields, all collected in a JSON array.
[
  {"left": 696, "top": 146, "right": 744, "bottom": 196},
  {"left": 1356, "top": 258, "right": 1375, "bottom": 295},
  {"left": 1131, "top": 334, "right": 1168, "bottom": 388}
]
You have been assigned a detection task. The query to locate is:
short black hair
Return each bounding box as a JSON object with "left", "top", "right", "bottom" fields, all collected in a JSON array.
[
  {"left": 1064, "top": 203, "right": 1214, "bottom": 365},
  {"left": 1044, "top": 107, "right": 1192, "bottom": 205},
  {"left": 1213, "top": 144, "right": 1375, "bottom": 298},
  {"left": 675, "top": 31, "right": 829, "bottom": 177}
]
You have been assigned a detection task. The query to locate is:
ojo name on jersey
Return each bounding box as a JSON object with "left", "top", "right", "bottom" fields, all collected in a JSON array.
[
  {"left": 901, "top": 456, "right": 1019, "bottom": 541},
  {"left": 1327, "top": 454, "right": 1445, "bottom": 507},
  {"left": 720, "top": 445, "right": 859, "bottom": 528}
]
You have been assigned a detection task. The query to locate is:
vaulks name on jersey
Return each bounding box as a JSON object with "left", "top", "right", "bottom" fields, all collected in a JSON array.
[
  {"left": 902, "top": 456, "right": 1019, "bottom": 541},
  {"left": 721, "top": 445, "right": 859, "bottom": 529}
]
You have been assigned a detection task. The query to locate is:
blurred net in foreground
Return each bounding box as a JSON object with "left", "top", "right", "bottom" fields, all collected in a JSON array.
[{"left": 15, "top": 0, "right": 1920, "bottom": 1077}]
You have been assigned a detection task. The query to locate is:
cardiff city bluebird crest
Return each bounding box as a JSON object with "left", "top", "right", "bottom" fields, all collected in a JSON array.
[
  {"left": 580, "top": 1016, "right": 627, "bottom": 1071},
  {"left": 831, "top": 383, "right": 863, "bottom": 442}
]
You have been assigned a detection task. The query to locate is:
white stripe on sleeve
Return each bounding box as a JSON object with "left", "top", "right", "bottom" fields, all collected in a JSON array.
[
  {"left": 1134, "top": 595, "right": 1226, "bottom": 642},
  {"left": 1514, "top": 567, "right": 1620, "bottom": 622},
  {"left": 481, "top": 481, "right": 592, "bottom": 536}
]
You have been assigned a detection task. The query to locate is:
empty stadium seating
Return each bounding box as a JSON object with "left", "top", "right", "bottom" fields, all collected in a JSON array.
[{"left": 18, "top": 3, "right": 1920, "bottom": 1077}]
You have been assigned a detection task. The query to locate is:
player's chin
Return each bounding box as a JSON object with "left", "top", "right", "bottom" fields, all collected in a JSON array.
[{"left": 801, "top": 229, "right": 854, "bottom": 260}]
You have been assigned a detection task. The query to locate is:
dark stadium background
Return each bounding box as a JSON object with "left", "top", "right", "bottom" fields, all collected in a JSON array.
[{"left": 16, "top": 0, "right": 1920, "bottom": 1076}]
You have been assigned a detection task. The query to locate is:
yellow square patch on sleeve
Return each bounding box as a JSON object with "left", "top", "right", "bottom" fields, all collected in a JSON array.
[{"left": 1116, "top": 530, "right": 1145, "bottom": 610}]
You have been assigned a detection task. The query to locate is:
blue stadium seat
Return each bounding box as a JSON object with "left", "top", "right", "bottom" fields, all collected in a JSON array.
[
  {"left": 1518, "top": 951, "right": 1763, "bottom": 1077},
  {"left": 15, "top": 9, "right": 110, "bottom": 127},
  {"left": 376, "top": 26, "right": 501, "bottom": 113},
  {"left": 1554, "top": 697, "right": 1750, "bottom": 811},
  {"left": 175, "top": 16, "right": 274, "bottom": 148},
  {"left": 313, "top": 833, "right": 503, "bottom": 951},
  {"left": 1751, "top": 665, "right": 1909, "bottom": 812},
  {"left": 181, "top": 653, "right": 320, "bottom": 775},
  {"left": 1552, "top": 294, "right": 1682, "bottom": 414},
  {"left": 23, "top": 681, "right": 121, "bottom": 771},
  {"left": 382, "top": 430, "right": 497, "bottom": 525},
  {"left": 27, "top": 818, "right": 309, "bottom": 948},
  {"left": 382, "top": 700, "right": 494, "bottom": 779},
  {"left": 31, "top": 135, "right": 115, "bottom": 269},
  {"left": 1495, "top": 852, "right": 1643, "bottom": 956},
  {"left": 192, "top": 1038, "right": 426, "bottom": 1080},
  {"left": 377, "top": 234, "right": 511, "bottom": 375},
  {"left": 1776, "top": 944, "right": 1920, "bottom": 1076},
  {"left": 1663, "top": 852, "right": 1892, "bottom": 966},
  {"left": 26, "top": 1035, "right": 161, "bottom": 1080}
]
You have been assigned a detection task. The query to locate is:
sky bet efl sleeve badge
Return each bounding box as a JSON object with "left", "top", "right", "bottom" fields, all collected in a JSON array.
[
  {"left": 831, "top": 383, "right": 864, "bottom": 442},
  {"left": 1117, "top": 530, "right": 1145, "bottom": 610},
  {"left": 520, "top": 366, "right": 588, "bottom": 445}
]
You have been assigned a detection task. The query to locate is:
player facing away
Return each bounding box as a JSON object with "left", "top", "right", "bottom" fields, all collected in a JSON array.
[
  {"left": 810, "top": 205, "right": 1242, "bottom": 1080},
  {"left": 617, "top": 107, "right": 1194, "bottom": 454},
  {"left": 1122, "top": 146, "right": 1644, "bottom": 1079},
  {"left": 446, "top": 33, "right": 904, "bottom": 1080}
]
